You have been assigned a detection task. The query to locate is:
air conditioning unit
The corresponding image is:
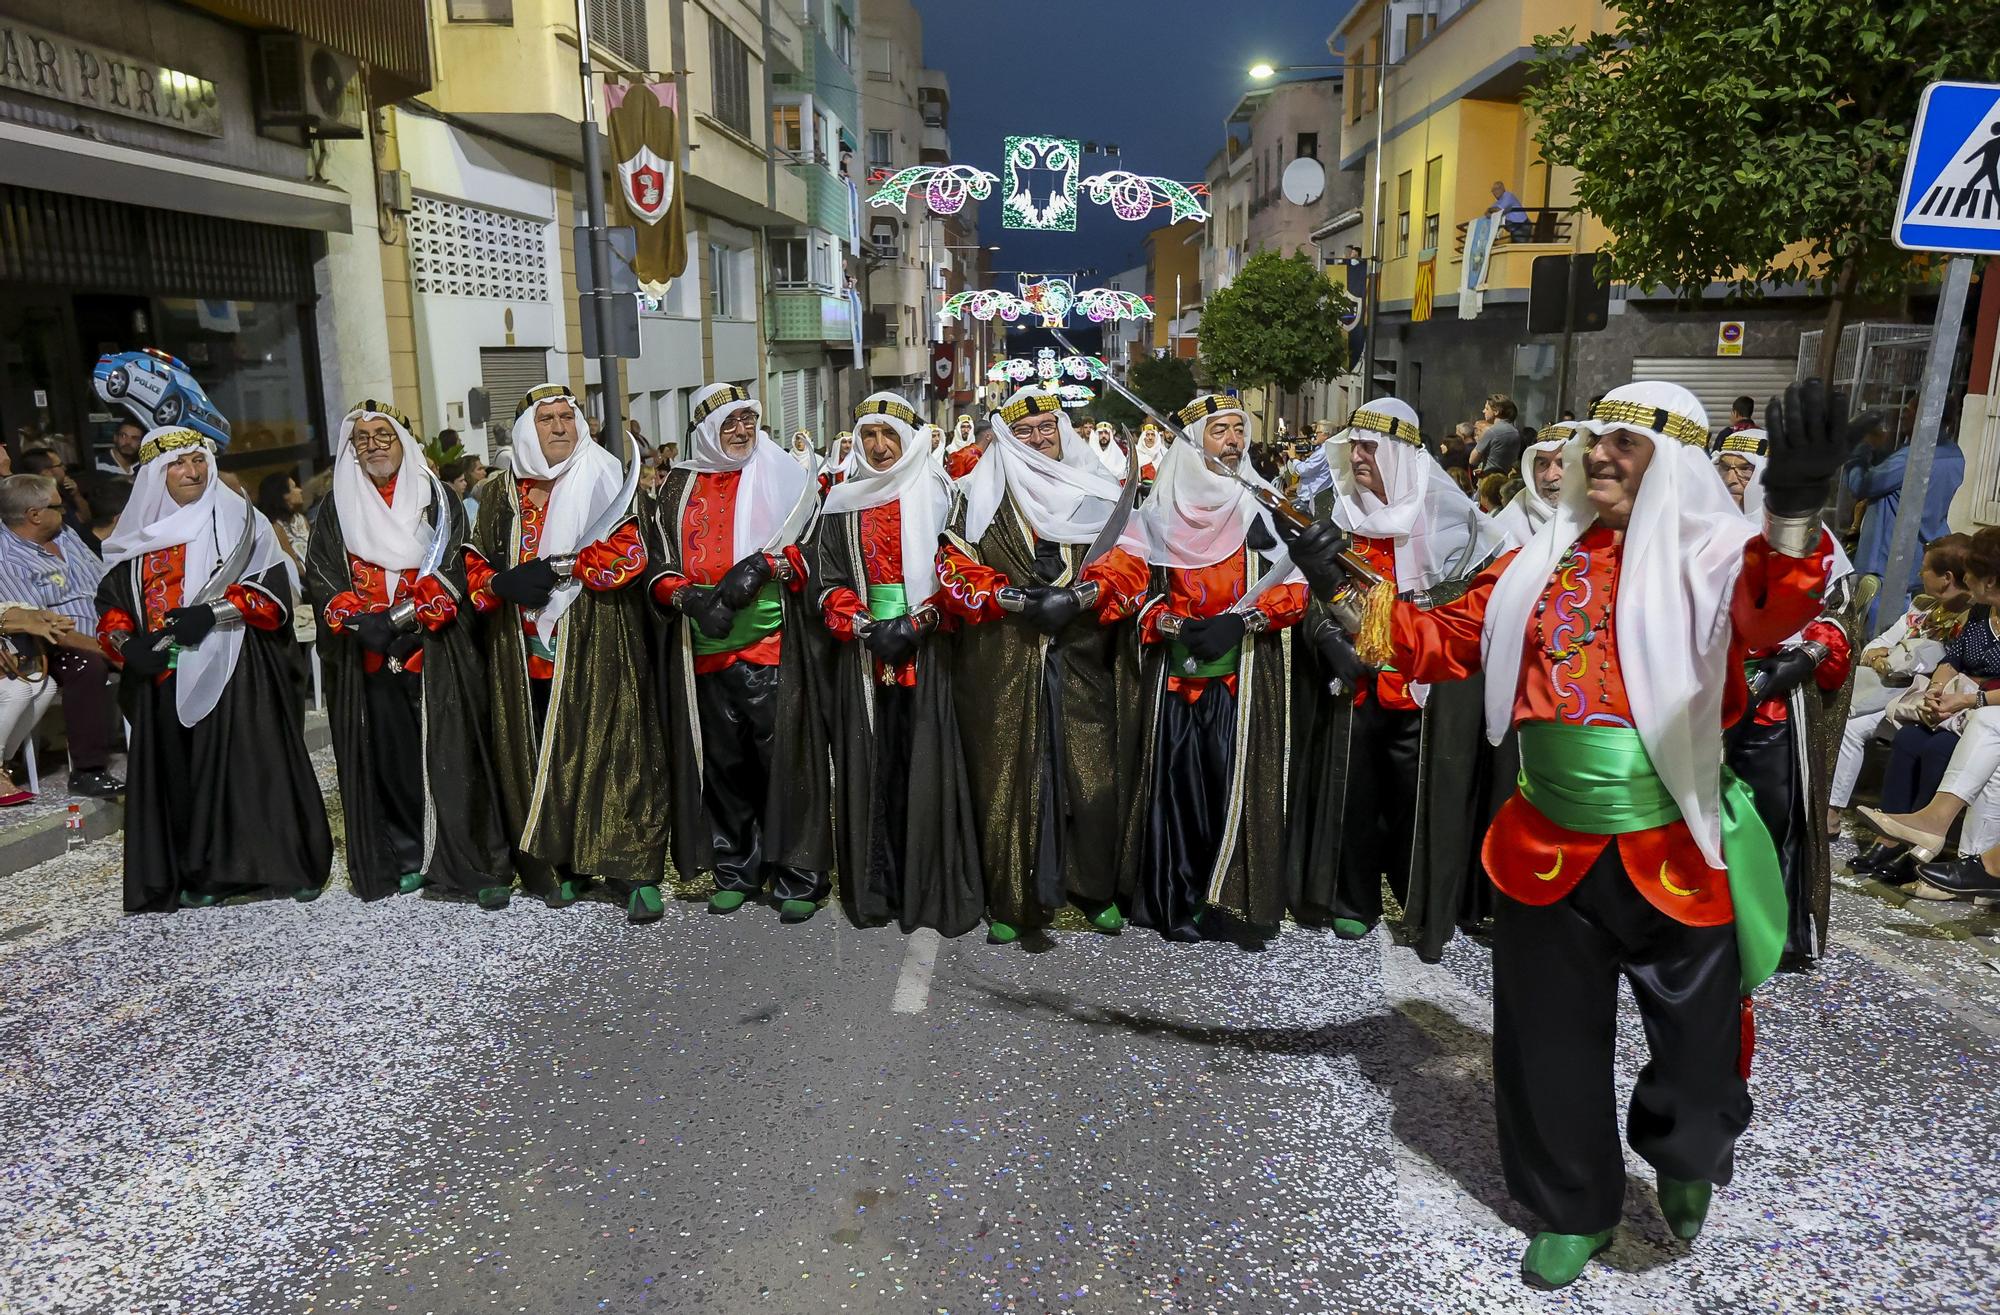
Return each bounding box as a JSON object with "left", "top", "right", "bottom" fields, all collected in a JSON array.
[{"left": 256, "top": 36, "right": 365, "bottom": 140}]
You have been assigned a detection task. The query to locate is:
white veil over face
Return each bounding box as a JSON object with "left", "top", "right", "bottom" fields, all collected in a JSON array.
[
  {"left": 679, "top": 383, "right": 814, "bottom": 559},
  {"left": 821, "top": 392, "right": 951, "bottom": 598},
  {"left": 958, "top": 387, "right": 1124, "bottom": 545}
]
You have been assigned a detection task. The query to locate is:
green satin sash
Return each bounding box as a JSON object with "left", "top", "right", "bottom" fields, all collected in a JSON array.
[
  {"left": 692, "top": 580, "right": 784, "bottom": 657},
  {"left": 1515, "top": 721, "right": 1786, "bottom": 993},
  {"left": 1168, "top": 638, "right": 1240, "bottom": 678},
  {"left": 866, "top": 583, "right": 909, "bottom": 621}
]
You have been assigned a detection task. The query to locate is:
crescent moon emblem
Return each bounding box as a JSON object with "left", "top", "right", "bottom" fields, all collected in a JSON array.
[
  {"left": 1659, "top": 863, "right": 1700, "bottom": 898},
  {"left": 1533, "top": 849, "right": 1563, "bottom": 882}
]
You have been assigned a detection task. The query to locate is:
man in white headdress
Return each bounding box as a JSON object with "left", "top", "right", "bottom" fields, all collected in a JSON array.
[
  {"left": 788, "top": 429, "right": 817, "bottom": 468},
  {"left": 646, "top": 382, "right": 831, "bottom": 922},
  {"left": 95, "top": 426, "right": 330, "bottom": 912},
  {"left": 1126, "top": 396, "right": 1306, "bottom": 943},
  {"left": 467, "top": 384, "right": 667, "bottom": 921},
  {"left": 945, "top": 415, "right": 987, "bottom": 481},
  {"left": 1713, "top": 426, "right": 1855, "bottom": 969},
  {"left": 818, "top": 430, "right": 857, "bottom": 492},
  {"left": 304, "top": 400, "right": 510, "bottom": 905},
  {"left": 1133, "top": 421, "right": 1166, "bottom": 485},
  {"left": 1491, "top": 421, "right": 1575, "bottom": 548},
  {"left": 1288, "top": 380, "right": 1846, "bottom": 1288},
  {"left": 935, "top": 385, "right": 1150, "bottom": 943},
  {"left": 1285, "top": 397, "right": 1510, "bottom": 961},
  {"left": 1088, "top": 421, "right": 1125, "bottom": 477},
  {"left": 811, "top": 392, "right": 981, "bottom": 935}
]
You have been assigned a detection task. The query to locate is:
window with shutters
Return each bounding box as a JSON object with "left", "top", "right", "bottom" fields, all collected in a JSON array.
[
  {"left": 711, "top": 21, "right": 753, "bottom": 135},
  {"left": 409, "top": 196, "right": 549, "bottom": 302},
  {"left": 1423, "top": 156, "right": 1443, "bottom": 251},
  {"left": 448, "top": 0, "right": 513, "bottom": 21},
  {"left": 771, "top": 236, "right": 809, "bottom": 288},
  {"left": 1395, "top": 170, "right": 1412, "bottom": 258},
  {"left": 585, "top": 0, "right": 647, "bottom": 68},
  {"left": 805, "top": 370, "right": 822, "bottom": 435},
  {"left": 867, "top": 130, "right": 893, "bottom": 171}
]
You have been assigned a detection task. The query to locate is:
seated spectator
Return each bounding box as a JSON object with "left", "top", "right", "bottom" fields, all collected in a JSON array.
[
  {"left": 0, "top": 475, "right": 122, "bottom": 797},
  {"left": 0, "top": 602, "right": 65, "bottom": 804},
  {"left": 97, "top": 419, "right": 145, "bottom": 479},
  {"left": 257, "top": 471, "right": 310, "bottom": 570},
  {"left": 1475, "top": 471, "right": 1509, "bottom": 514},
  {"left": 19, "top": 448, "right": 92, "bottom": 541}
]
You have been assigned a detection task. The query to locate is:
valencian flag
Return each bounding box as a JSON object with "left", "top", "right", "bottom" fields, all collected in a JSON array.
[{"left": 606, "top": 79, "right": 688, "bottom": 286}]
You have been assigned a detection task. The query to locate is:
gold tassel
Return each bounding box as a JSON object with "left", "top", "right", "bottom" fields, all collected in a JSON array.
[{"left": 1355, "top": 576, "right": 1397, "bottom": 669}]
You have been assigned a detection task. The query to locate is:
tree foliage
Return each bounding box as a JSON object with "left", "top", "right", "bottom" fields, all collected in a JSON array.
[
  {"left": 1526, "top": 1, "right": 2000, "bottom": 303},
  {"left": 1196, "top": 250, "right": 1352, "bottom": 396},
  {"left": 1093, "top": 353, "right": 1199, "bottom": 428}
]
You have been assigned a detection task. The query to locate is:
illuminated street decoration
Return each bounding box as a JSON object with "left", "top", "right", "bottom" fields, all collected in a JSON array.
[
  {"left": 1018, "top": 274, "right": 1075, "bottom": 326},
  {"left": 1081, "top": 171, "right": 1211, "bottom": 223},
  {"left": 1002, "top": 135, "right": 1080, "bottom": 231},
  {"left": 865, "top": 164, "right": 997, "bottom": 215},
  {"left": 941, "top": 289, "right": 1033, "bottom": 321},
  {"left": 988, "top": 351, "right": 1107, "bottom": 386},
  {"left": 1074, "top": 287, "right": 1154, "bottom": 323}
]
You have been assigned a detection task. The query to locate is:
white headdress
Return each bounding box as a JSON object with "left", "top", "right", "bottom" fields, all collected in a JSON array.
[
  {"left": 1711, "top": 426, "right": 1769, "bottom": 521},
  {"left": 1326, "top": 397, "right": 1505, "bottom": 594},
  {"left": 331, "top": 400, "right": 434, "bottom": 597},
  {"left": 1137, "top": 395, "right": 1291, "bottom": 574},
  {"left": 1491, "top": 422, "right": 1577, "bottom": 547},
  {"left": 821, "top": 393, "right": 952, "bottom": 599},
  {"left": 677, "top": 383, "right": 815, "bottom": 559},
  {"left": 959, "top": 387, "right": 1124, "bottom": 544},
  {"left": 509, "top": 384, "right": 628, "bottom": 634}
]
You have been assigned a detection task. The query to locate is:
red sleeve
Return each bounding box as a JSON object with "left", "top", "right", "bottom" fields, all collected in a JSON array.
[
  {"left": 1390, "top": 552, "right": 1513, "bottom": 684},
  {"left": 97, "top": 606, "right": 137, "bottom": 665},
  {"left": 1139, "top": 598, "right": 1173, "bottom": 644},
  {"left": 225, "top": 583, "right": 286, "bottom": 632},
  {"left": 946, "top": 448, "right": 983, "bottom": 479},
  {"left": 1730, "top": 532, "right": 1833, "bottom": 652},
  {"left": 463, "top": 549, "right": 500, "bottom": 614},
  {"left": 411, "top": 574, "right": 459, "bottom": 631},
  {"left": 1804, "top": 618, "right": 1852, "bottom": 691},
  {"left": 1080, "top": 546, "right": 1148, "bottom": 622},
  {"left": 650, "top": 572, "right": 691, "bottom": 607},
  {"left": 777, "top": 544, "right": 809, "bottom": 593},
  {"left": 574, "top": 521, "right": 647, "bottom": 591},
  {"left": 1255, "top": 581, "right": 1308, "bottom": 632},
  {"left": 821, "top": 585, "right": 867, "bottom": 640},
  {"left": 321, "top": 589, "right": 366, "bottom": 635},
  {"left": 936, "top": 542, "right": 1008, "bottom": 623}
]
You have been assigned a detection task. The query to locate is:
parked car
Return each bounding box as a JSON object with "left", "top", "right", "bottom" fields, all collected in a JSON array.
[{"left": 92, "top": 349, "right": 231, "bottom": 447}]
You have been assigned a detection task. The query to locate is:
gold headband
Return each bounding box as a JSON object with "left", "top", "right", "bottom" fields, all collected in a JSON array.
[
  {"left": 692, "top": 385, "right": 754, "bottom": 428},
  {"left": 1347, "top": 408, "right": 1422, "bottom": 446},
  {"left": 139, "top": 428, "right": 210, "bottom": 466},
  {"left": 1176, "top": 395, "right": 1241, "bottom": 426},
  {"left": 516, "top": 384, "right": 577, "bottom": 419},
  {"left": 999, "top": 392, "right": 1063, "bottom": 424},
  {"left": 1714, "top": 430, "right": 1770, "bottom": 459},
  {"left": 1590, "top": 398, "right": 1709, "bottom": 450},
  {"left": 855, "top": 397, "right": 920, "bottom": 427},
  {"left": 345, "top": 399, "right": 414, "bottom": 436}
]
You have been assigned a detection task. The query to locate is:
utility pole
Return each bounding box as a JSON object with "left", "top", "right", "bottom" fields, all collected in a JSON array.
[
  {"left": 574, "top": 0, "right": 623, "bottom": 449},
  {"left": 1360, "top": 0, "right": 1390, "bottom": 397}
]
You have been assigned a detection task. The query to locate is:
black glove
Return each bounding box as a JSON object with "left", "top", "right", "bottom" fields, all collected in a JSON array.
[
  {"left": 1311, "top": 619, "right": 1371, "bottom": 689},
  {"left": 490, "top": 559, "right": 562, "bottom": 609},
  {"left": 1022, "top": 585, "right": 1088, "bottom": 635},
  {"left": 354, "top": 611, "right": 398, "bottom": 654},
  {"left": 679, "top": 585, "right": 737, "bottom": 640},
  {"left": 1763, "top": 379, "right": 1877, "bottom": 518},
  {"left": 715, "top": 553, "right": 775, "bottom": 610},
  {"left": 1747, "top": 647, "right": 1821, "bottom": 705},
  {"left": 386, "top": 631, "right": 424, "bottom": 668},
  {"left": 862, "top": 614, "right": 922, "bottom": 665},
  {"left": 120, "top": 630, "right": 173, "bottom": 678},
  {"left": 1280, "top": 517, "right": 1350, "bottom": 598},
  {"left": 164, "top": 605, "right": 217, "bottom": 648},
  {"left": 1179, "top": 612, "right": 1247, "bottom": 662}
]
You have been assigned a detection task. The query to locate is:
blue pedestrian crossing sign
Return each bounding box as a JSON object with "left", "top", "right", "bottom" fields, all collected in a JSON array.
[{"left": 1895, "top": 81, "right": 2000, "bottom": 255}]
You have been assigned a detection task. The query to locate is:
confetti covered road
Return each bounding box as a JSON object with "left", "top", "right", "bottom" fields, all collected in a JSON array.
[{"left": 3, "top": 797, "right": 1998, "bottom": 1315}]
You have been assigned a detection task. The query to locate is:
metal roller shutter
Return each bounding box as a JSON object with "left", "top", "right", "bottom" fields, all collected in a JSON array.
[
  {"left": 1628, "top": 356, "right": 1800, "bottom": 431},
  {"left": 478, "top": 347, "right": 554, "bottom": 452},
  {"left": 780, "top": 369, "right": 804, "bottom": 438}
]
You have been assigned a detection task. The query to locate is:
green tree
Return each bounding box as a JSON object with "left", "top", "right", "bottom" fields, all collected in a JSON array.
[
  {"left": 1195, "top": 250, "right": 1352, "bottom": 434},
  {"left": 1526, "top": 1, "right": 2000, "bottom": 375},
  {"left": 1093, "top": 353, "right": 1200, "bottom": 429}
]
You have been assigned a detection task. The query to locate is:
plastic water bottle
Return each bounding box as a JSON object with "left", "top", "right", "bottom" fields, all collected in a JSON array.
[{"left": 65, "top": 803, "right": 83, "bottom": 850}]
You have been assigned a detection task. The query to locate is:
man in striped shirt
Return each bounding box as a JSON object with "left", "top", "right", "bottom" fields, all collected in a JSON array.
[{"left": 0, "top": 474, "right": 122, "bottom": 797}]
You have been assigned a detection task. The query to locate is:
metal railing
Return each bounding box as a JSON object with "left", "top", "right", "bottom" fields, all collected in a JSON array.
[{"left": 1453, "top": 206, "right": 1572, "bottom": 254}]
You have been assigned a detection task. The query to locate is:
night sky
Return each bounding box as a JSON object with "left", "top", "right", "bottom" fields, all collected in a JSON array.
[{"left": 910, "top": 0, "right": 1359, "bottom": 285}]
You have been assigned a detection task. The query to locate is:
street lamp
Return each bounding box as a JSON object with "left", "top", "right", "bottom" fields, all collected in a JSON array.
[{"left": 1246, "top": 61, "right": 1341, "bottom": 80}]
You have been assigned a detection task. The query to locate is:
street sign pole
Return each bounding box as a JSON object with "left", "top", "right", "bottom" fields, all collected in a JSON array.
[
  {"left": 1875, "top": 254, "right": 1972, "bottom": 634},
  {"left": 575, "top": 0, "right": 623, "bottom": 450}
]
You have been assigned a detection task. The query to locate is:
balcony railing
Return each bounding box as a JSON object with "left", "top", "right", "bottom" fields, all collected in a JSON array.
[{"left": 1454, "top": 206, "right": 1572, "bottom": 254}]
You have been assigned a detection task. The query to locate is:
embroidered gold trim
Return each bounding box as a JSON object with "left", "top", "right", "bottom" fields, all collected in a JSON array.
[
  {"left": 691, "top": 385, "right": 754, "bottom": 426},
  {"left": 999, "top": 392, "right": 1063, "bottom": 424},
  {"left": 1590, "top": 397, "right": 1709, "bottom": 449},
  {"left": 138, "top": 428, "right": 208, "bottom": 465},
  {"left": 345, "top": 399, "right": 414, "bottom": 434},
  {"left": 855, "top": 397, "right": 920, "bottom": 427},
  {"left": 515, "top": 383, "right": 577, "bottom": 418},
  {"left": 1347, "top": 408, "right": 1422, "bottom": 446}
]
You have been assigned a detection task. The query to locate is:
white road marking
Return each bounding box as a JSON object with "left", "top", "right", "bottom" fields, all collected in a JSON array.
[{"left": 890, "top": 927, "right": 942, "bottom": 1013}]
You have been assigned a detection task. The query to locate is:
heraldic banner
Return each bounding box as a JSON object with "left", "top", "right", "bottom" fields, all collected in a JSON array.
[{"left": 606, "top": 79, "right": 688, "bottom": 286}]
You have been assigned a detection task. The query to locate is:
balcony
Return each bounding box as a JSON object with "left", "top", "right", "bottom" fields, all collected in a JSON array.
[
  {"left": 862, "top": 310, "right": 897, "bottom": 347},
  {"left": 921, "top": 123, "right": 951, "bottom": 163},
  {"left": 1453, "top": 207, "right": 1573, "bottom": 254},
  {"left": 428, "top": 0, "right": 645, "bottom": 158},
  {"left": 918, "top": 68, "right": 950, "bottom": 112},
  {"left": 186, "top": 0, "right": 431, "bottom": 100},
  {"left": 769, "top": 289, "right": 856, "bottom": 345}
]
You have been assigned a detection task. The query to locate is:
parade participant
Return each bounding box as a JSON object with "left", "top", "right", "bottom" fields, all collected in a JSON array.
[
  {"left": 1134, "top": 422, "right": 1166, "bottom": 485},
  {"left": 1128, "top": 396, "right": 1305, "bottom": 942},
  {"left": 788, "top": 429, "right": 817, "bottom": 468},
  {"left": 936, "top": 385, "right": 1150, "bottom": 943},
  {"left": 305, "top": 401, "right": 510, "bottom": 904},
  {"left": 469, "top": 384, "right": 668, "bottom": 920},
  {"left": 812, "top": 392, "right": 982, "bottom": 935},
  {"left": 949, "top": 415, "right": 977, "bottom": 456},
  {"left": 1289, "top": 380, "right": 1843, "bottom": 1288},
  {"left": 1491, "top": 422, "right": 1574, "bottom": 547},
  {"left": 95, "top": 427, "right": 330, "bottom": 912},
  {"left": 1286, "top": 397, "right": 1509, "bottom": 961},
  {"left": 818, "top": 431, "right": 857, "bottom": 493},
  {"left": 1715, "top": 428, "right": 1853, "bottom": 968},
  {"left": 945, "top": 418, "right": 990, "bottom": 481},
  {"left": 925, "top": 423, "right": 949, "bottom": 475},
  {"left": 1089, "top": 421, "right": 1125, "bottom": 477},
  {"left": 647, "top": 383, "right": 831, "bottom": 922}
]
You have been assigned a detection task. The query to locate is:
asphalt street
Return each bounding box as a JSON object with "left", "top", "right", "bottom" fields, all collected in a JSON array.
[{"left": 3, "top": 779, "right": 1998, "bottom": 1315}]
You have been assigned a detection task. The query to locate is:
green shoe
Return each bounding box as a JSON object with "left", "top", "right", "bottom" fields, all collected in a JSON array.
[
  {"left": 1332, "top": 918, "right": 1372, "bottom": 940},
  {"left": 178, "top": 890, "right": 218, "bottom": 909},
  {"left": 708, "top": 889, "right": 748, "bottom": 913},
  {"left": 628, "top": 884, "right": 665, "bottom": 924},
  {"left": 779, "top": 898, "right": 817, "bottom": 923},
  {"left": 1520, "top": 1229, "right": 1613, "bottom": 1290},
  {"left": 553, "top": 878, "right": 583, "bottom": 907},
  {"left": 1089, "top": 903, "right": 1125, "bottom": 933},
  {"left": 1658, "top": 1177, "right": 1713, "bottom": 1241},
  {"left": 476, "top": 885, "right": 512, "bottom": 911},
  {"left": 397, "top": 872, "right": 426, "bottom": 895},
  {"left": 987, "top": 920, "right": 1019, "bottom": 944},
  {"left": 292, "top": 885, "right": 324, "bottom": 904}
]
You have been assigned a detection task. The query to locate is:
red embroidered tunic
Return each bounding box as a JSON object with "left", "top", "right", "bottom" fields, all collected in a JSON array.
[
  {"left": 315, "top": 476, "right": 462, "bottom": 674},
  {"left": 97, "top": 545, "right": 287, "bottom": 676},
  {"left": 819, "top": 502, "right": 950, "bottom": 689},
  {"left": 1352, "top": 535, "right": 1419, "bottom": 711},
  {"left": 466, "top": 477, "right": 646, "bottom": 680},
  {"left": 934, "top": 540, "right": 1149, "bottom": 626},
  {"left": 945, "top": 447, "right": 984, "bottom": 480},
  {"left": 647, "top": 469, "right": 809, "bottom": 674},
  {"left": 1137, "top": 548, "right": 1308, "bottom": 702},
  {"left": 1389, "top": 525, "right": 1833, "bottom": 926}
]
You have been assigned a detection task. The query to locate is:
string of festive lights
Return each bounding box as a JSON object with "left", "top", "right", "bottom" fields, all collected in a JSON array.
[
  {"left": 1081, "top": 171, "right": 1211, "bottom": 223},
  {"left": 864, "top": 164, "right": 997, "bottom": 215}
]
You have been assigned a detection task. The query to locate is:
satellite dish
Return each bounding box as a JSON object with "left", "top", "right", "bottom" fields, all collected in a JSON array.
[{"left": 1281, "top": 157, "right": 1326, "bottom": 206}]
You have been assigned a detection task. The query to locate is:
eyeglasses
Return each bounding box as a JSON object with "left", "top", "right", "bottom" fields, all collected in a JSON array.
[{"left": 351, "top": 432, "right": 401, "bottom": 450}]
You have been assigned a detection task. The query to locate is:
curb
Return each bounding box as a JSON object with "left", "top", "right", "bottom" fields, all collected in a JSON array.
[
  {"left": 0, "top": 714, "right": 331, "bottom": 877},
  {"left": 1856, "top": 874, "right": 2000, "bottom": 970}
]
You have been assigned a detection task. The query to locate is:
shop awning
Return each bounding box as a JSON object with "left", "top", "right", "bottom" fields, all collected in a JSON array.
[{"left": 0, "top": 119, "right": 353, "bottom": 234}]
